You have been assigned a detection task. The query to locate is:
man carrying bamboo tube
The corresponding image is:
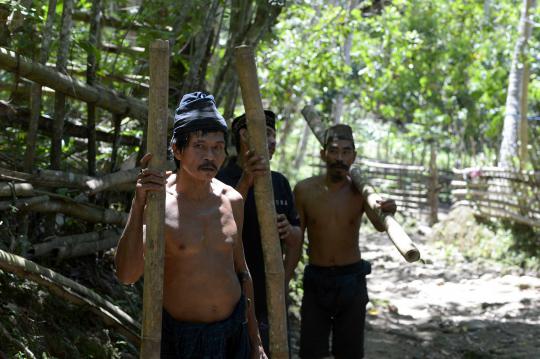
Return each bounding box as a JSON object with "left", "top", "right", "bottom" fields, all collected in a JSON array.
[
  {"left": 217, "top": 110, "right": 303, "bottom": 354},
  {"left": 294, "top": 124, "right": 396, "bottom": 359},
  {"left": 115, "top": 92, "right": 266, "bottom": 359}
]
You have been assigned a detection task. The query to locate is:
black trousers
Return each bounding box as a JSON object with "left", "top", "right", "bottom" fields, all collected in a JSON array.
[
  {"left": 299, "top": 260, "right": 371, "bottom": 359},
  {"left": 161, "top": 296, "right": 250, "bottom": 359}
]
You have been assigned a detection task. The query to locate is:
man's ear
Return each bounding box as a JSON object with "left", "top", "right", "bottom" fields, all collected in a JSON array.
[
  {"left": 320, "top": 148, "right": 326, "bottom": 162},
  {"left": 239, "top": 128, "right": 249, "bottom": 143},
  {"left": 171, "top": 143, "right": 181, "bottom": 160}
]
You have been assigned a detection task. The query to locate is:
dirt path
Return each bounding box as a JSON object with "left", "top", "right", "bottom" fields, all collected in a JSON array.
[{"left": 290, "top": 232, "right": 540, "bottom": 358}]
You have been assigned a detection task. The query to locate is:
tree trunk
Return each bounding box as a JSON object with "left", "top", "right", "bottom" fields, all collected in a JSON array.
[
  {"left": 51, "top": 0, "right": 74, "bottom": 170},
  {"left": 331, "top": 0, "right": 358, "bottom": 124},
  {"left": 235, "top": 45, "right": 288, "bottom": 359},
  {"left": 110, "top": 114, "right": 123, "bottom": 172},
  {"left": 180, "top": 0, "right": 220, "bottom": 94},
  {"left": 293, "top": 121, "right": 311, "bottom": 169},
  {"left": 24, "top": 0, "right": 57, "bottom": 172},
  {"left": 86, "top": 0, "right": 102, "bottom": 176},
  {"left": 519, "top": 61, "right": 530, "bottom": 169},
  {"left": 498, "top": 0, "right": 536, "bottom": 168}
]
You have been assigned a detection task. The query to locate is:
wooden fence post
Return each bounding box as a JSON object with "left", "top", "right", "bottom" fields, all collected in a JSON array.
[
  {"left": 428, "top": 142, "right": 439, "bottom": 225},
  {"left": 140, "top": 39, "right": 168, "bottom": 359}
]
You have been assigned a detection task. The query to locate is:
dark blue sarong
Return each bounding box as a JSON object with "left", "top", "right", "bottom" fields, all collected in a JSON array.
[{"left": 161, "top": 296, "right": 250, "bottom": 359}]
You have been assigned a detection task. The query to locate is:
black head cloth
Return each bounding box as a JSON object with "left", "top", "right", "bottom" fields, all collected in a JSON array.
[{"left": 173, "top": 91, "right": 227, "bottom": 137}]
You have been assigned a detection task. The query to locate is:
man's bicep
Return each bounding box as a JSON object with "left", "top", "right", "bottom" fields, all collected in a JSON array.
[{"left": 293, "top": 186, "right": 307, "bottom": 233}]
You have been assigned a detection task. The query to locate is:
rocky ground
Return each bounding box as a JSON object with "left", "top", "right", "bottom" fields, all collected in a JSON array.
[{"left": 289, "top": 230, "right": 540, "bottom": 359}]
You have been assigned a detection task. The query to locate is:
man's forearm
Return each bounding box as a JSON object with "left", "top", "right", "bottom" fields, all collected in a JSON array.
[
  {"left": 115, "top": 198, "right": 145, "bottom": 284},
  {"left": 283, "top": 226, "right": 302, "bottom": 286},
  {"left": 242, "top": 273, "right": 263, "bottom": 349}
]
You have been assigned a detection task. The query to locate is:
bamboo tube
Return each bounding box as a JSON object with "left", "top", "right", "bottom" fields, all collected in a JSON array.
[
  {"left": 139, "top": 39, "right": 168, "bottom": 359},
  {"left": 235, "top": 45, "right": 289, "bottom": 359},
  {"left": 351, "top": 167, "right": 421, "bottom": 263}
]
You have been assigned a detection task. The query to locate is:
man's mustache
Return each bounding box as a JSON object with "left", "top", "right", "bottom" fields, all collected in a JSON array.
[
  {"left": 329, "top": 162, "right": 349, "bottom": 170},
  {"left": 198, "top": 161, "right": 218, "bottom": 171}
]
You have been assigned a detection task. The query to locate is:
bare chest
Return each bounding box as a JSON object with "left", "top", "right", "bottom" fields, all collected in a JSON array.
[
  {"left": 163, "top": 196, "right": 237, "bottom": 255},
  {"left": 304, "top": 187, "right": 363, "bottom": 227}
]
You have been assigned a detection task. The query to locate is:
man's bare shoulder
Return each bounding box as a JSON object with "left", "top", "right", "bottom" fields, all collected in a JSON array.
[
  {"left": 212, "top": 178, "right": 243, "bottom": 203},
  {"left": 295, "top": 175, "right": 324, "bottom": 193}
]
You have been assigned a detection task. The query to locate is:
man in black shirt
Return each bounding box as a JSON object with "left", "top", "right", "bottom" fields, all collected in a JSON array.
[{"left": 217, "top": 110, "right": 302, "bottom": 354}]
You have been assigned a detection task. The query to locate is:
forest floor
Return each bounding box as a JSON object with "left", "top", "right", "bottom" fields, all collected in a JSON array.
[
  {"left": 288, "top": 229, "right": 540, "bottom": 359},
  {"left": 2, "top": 210, "right": 539, "bottom": 358}
]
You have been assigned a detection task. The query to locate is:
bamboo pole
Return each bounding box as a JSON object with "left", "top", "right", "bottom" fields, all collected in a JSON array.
[
  {"left": 0, "top": 47, "right": 150, "bottom": 121},
  {"left": 350, "top": 168, "right": 421, "bottom": 263},
  {"left": 139, "top": 39, "right": 168, "bottom": 359},
  {"left": 301, "top": 106, "right": 421, "bottom": 263},
  {"left": 428, "top": 143, "right": 439, "bottom": 225},
  {"left": 0, "top": 248, "right": 140, "bottom": 345},
  {"left": 0, "top": 102, "right": 140, "bottom": 146},
  {"left": 235, "top": 45, "right": 289, "bottom": 359}
]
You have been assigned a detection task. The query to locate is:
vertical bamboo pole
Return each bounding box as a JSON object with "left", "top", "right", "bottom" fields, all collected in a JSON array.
[
  {"left": 234, "top": 45, "right": 289, "bottom": 359},
  {"left": 428, "top": 143, "right": 439, "bottom": 225},
  {"left": 140, "top": 39, "right": 169, "bottom": 359}
]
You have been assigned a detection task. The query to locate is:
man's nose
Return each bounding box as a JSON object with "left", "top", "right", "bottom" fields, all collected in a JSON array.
[{"left": 204, "top": 148, "right": 215, "bottom": 160}]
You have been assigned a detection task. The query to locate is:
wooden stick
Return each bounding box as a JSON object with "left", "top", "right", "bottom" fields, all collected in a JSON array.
[
  {"left": 301, "top": 105, "right": 420, "bottom": 263},
  {"left": 235, "top": 45, "right": 289, "bottom": 359},
  {"left": 140, "top": 39, "right": 168, "bottom": 359}
]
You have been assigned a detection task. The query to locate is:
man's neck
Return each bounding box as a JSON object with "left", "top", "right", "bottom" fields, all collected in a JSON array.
[
  {"left": 324, "top": 172, "right": 349, "bottom": 191},
  {"left": 176, "top": 170, "right": 213, "bottom": 200}
]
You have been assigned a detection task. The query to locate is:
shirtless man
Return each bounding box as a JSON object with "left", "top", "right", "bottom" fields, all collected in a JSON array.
[
  {"left": 115, "top": 92, "right": 266, "bottom": 359},
  {"left": 294, "top": 124, "right": 396, "bottom": 359}
]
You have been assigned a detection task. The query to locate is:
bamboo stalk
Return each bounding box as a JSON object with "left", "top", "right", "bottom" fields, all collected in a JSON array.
[
  {"left": 235, "top": 45, "right": 289, "bottom": 359},
  {"left": 351, "top": 167, "right": 421, "bottom": 263},
  {"left": 0, "top": 102, "right": 140, "bottom": 146},
  {"left": 0, "top": 195, "right": 49, "bottom": 211},
  {"left": 139, "top": 39, "right": 168, "bottom": 359},
  {"left": 29, "top": 228, "right": 120, "bottom": 258},
  {"left": 0, "top": 47, "right": 153, "bottom": 121},
  {"left": 26, "top": 200, "right": 127, "bottom": 225},
  {"left": 86, "top": 167, "right": 140, "bottom": 194},
  {"left": 0, "top": 248, "right": 140, "bottom": 344},
  {"left": 428, "top": 143, "right": 439, "bottom": 225},
  {"left": 0, "top": 182, "right": 34, "bottom": 196}
]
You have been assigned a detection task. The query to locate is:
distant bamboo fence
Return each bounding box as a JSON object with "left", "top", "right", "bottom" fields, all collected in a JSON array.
[
  {"left": 354, "top": 156, "right": 453, "bottom": 225},
  {"left": 311, "top": 156, "right": 540, "bottom": 228},
  {"left": 451, "top": 167, "right": 540, "bottom": 228}
]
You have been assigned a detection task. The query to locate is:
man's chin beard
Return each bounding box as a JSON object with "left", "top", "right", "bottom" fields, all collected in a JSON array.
[{"left": 329, "top": 172, "right": 346, "bottom": 182}]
